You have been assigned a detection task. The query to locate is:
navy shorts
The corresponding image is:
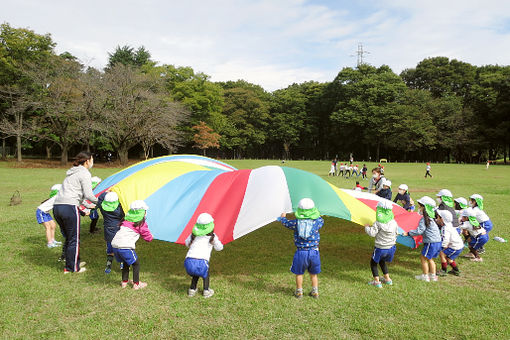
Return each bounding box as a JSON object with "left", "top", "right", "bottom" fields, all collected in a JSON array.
[
  {"left": 442, "top": 247, "right": 463, "bottom": 260},
  {"left": 469, "top": 234, "right": 488, "bottom": 250},
  {"left": 291, "top": 249, "right": 321, "bottom": 275},
  {"left": 480, "top": 220, "right": 493, "bottom": 233},
  {"left": 421, "top": 242, "right": 442, "bottom": 259},
  {"left": 113, "top": 248, "right": 138, "bottom": 265},
  {"left": 184, "top": 258, "right": 209, "bottom": 278},
  {"left": 372, "top": 245, "right": 396, "bottom": 263},
  {"left": 36, "top": 209, "right": 53, "bottom": 224},
  {"left": 89, "top": 209, "right": 99, "bottom": 220}
]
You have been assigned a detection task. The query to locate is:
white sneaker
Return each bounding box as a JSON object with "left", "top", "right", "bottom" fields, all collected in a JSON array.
[
  {"left": 80, "top": 262, "right": 86, "bottom": 267},
  {"left": 53, "top": 240, "right": 62, "bottom": 245},
  {"left": 188, "top": 289, "right": 197, "bottom": 297},
  {"left": 429, "top": 274, "right": 438, "bottom": 282},
  {"left": 203, "top": 289, "right": 215, "bottom": 298},
  {"left": 415, "top": 274, "right": 430, "bottom": 282}
]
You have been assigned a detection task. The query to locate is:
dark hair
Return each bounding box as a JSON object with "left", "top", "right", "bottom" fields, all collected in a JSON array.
[
  {"left": 419, "top": 203, "right": 433, "bottom": 228},
  {"left": 454, "top": 201, "right": 461, "bottom": 210},
  {"left": 73, "top": 151, "right": 93, "bottom": 166},
  {"left": 190, "top": 231, "right": 215, "bottom": 245},
  {"left": 133, "top": 218, "right": 145, "bottom": 228},
  {"left": 372, "top": 167, "right": 381, "bottom": 174},
  {"left": 470, "top": 198, "right": 478, "bottom": 208}
]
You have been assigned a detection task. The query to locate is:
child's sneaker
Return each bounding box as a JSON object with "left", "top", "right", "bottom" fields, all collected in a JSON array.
[
  {"left": 64, "top": 267, "right": 86, "bottom": 274},
  {"left": 381, "top": 278, "right": 393, "bottom": 285},
  {"left": 203, "top": 289, "right": 215, "bottom": 298},
  {"left": 429, "top": 274, "right": 438, "bottom": 282},
  {"left": 53, "top": 240, "right": 62, "bottom": 245},
  {"left": 121, "top": 280, "right": 132, "bottom": 288},
  {"left": 133, "top": 282, "right": 147, "bottom": 290},
  {"left": 415, "top": 274, "right": 430, "bottom": 282},
  {"left": 294, "top": 289, "right": 303, "bottom": 299},
  {"left": 438, "top": 269, "right": 448, "bottom": 277},
  {"left": 47, "top": 243, "right": 57, "bottom": 248},
  {"left": 470, "top": 257, "right": 483, "bottom": 262},
  {"left": 309, "top": 288, "right": 319, "bottom": 299},
  {"left": 463, "top": 253, "right": 475, "bottom": 259},
  {"left": 478, "top": 248, "right": 485, "bottom": 254},
  {"left": 188, "top": 289, "right": 197, "bottom": 297},
  {"left": 448, "top": 270, "right": 461, "bottom": 276},
  {"left": 79, "top": 262, "right": 86, "bottom": 267},
  {"left": 104, "top": 266, "right": 111, "bottom": 274},
  {"left": 368, "top": 280, "right": 383, "bottom": 288}
]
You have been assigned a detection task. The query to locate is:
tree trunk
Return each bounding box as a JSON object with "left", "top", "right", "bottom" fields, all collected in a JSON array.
[
  {"left": 202, "top": 149, "right": 206, "bottom": 156},
  {"left": 46, "top": 144, "right": 52, "bottom": 159},
  {"left": 60, "top": 144, "right": 68, "bottom": 166},
  {"left": 16, "top": 134, "right": 22, "bottom": 162},
  {"left": 1, "top": 137, "right": 6, "bottom": 160},
  {"left": 118, "top": 146, "right": 129, "bottom": 165}
]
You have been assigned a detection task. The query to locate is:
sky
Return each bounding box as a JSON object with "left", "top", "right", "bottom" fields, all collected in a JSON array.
[{"left": 3, "top": 0, "right": 510, "bottom": 91}]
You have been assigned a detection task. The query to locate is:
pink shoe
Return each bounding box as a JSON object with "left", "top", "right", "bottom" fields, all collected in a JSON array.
[
  {"left": 133, "top": 282, "right": 147, "bottom": 290},
  {"left": 470, "top": 257, "right": 483, "bottom": 262},
  {"left": 121, "top": 280, "right": 133, "bottom": 288}
]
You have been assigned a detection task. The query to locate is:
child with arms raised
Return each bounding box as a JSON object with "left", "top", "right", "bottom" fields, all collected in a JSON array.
[
  {"left": 365, "top": 200, "right": 399, "bottom": 288},
  {"left": 184, "top": 213, "right": 223, "bottom": 298},
  {"left": 279, "top": 198, "right": 324, "bottom": 299}
]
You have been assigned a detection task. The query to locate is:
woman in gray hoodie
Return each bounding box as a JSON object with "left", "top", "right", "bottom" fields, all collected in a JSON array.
[{"left": 53, "top": 151, "right": 98, "bottom": 273}]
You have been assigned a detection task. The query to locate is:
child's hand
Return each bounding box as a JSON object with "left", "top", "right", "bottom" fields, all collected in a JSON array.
[
  {"left": 402, "top": 232, "right": 408, "bottom": 236},
  {"left": 280, "top": 213, "right": 286, "bottom": 218}
]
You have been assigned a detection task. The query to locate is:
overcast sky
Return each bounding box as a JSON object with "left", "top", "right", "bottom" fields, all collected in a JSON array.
[{"left": 3, "top": 0, "right": 510, "bottom": 90}]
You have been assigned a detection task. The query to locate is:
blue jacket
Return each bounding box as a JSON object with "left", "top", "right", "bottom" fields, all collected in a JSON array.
[
  {"left": 377, "top": 188, "right": 392, "bottom": 201},
  {"left": 97, "top": 192, "right": 125, "bottom": 243},
  {"left": 394, "top": 192, "right": 413, "bottom": 210},
  {"left": 408, "top": 217, "right": 441, "bottom": 243},
  {"left": 279, "top": 217, "right": 324, "bottom": 249}
]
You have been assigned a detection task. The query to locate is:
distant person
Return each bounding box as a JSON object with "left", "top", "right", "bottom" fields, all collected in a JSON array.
[
  {"left": 435, "top": 210, "right": 463, "bottom": 277},
  {"left": 460, "top": 208, "right": 488, "bottom": 262},
  {"left": 393, "top": 184, "right": 415, "bottom": 211},
  {"left": 361, "top": 164, "right": 368, "bottom": 179},
  {"left": 111, "top": 200, "right": 153, "bottom": 290},
  {"left": 338, "top": 163, "right": 345, "bottom": 177},
  {"left": 424, "top": 162, "right": 432, "bottom": 178},
  {"left": 377, "top": 179, "right": 392, "bottom": 200},
  {"left": 403, "top": 196, "right": 441, "bottom": 282},
  {"left": 98, "top": 191, "right": 125, "bottom": 274},
  {"left": 354, "top": 181, "right": 367, "bottom": 191},
  {"left": 486, "top": 160, "right": 490, "bottom": 169},
  {"left": 328, "top": 161, "right": 336, "bottom": 176},
  {"left": 345, "top": 164, "right": 352, "bottom": 178},
  {"left": 184, "top": 213, "right": 223, "bottom": 298},
  {"left": 365, "top": 200, "right": 399, "bottom": 288},
  {"left": 279, "top": 198, "right": 323, "bottom": 299},
  {"left": 352, "top": 164, "right": 359, "bottom": 178},
  {"left": 53, "top": 151, "right": 98, "bottom": 273},
  {"left": 368, "top": 167, "right": 385, "bottom": 194},
  {"left": 36, "top": 184, "right": 63, "bottom": 248}
]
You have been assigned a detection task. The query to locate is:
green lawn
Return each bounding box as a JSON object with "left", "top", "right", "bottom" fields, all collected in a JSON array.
[{"left": 1, "top": 160, "right": 509, "bottom": 339}]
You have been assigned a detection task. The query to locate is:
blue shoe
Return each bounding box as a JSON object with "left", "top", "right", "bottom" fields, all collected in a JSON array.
[
  {"left": 368, "top": 280, "right": 382, "bottom": 288},
  {"left": 104, "top": 267, "right": 111, "bottom": 274}
]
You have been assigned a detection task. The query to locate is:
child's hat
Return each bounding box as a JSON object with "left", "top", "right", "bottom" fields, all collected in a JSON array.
[
  {"left": 296, "top": 198, "right": 321, "bottom": 219},
  {"left": 382, "top": 179, "right": 392, "bottom": 187},
  {"left": 436, "top": 189, "right": 452, "bottom": 198},
  {"left": 49, "top": 184, "right": 62, "bottom": 198},
  {"left": 454, "top": 197, "right": 468, "bottom": 209},
  {"left": 102, "top": 192, "right": 120, "bottom": 211},
  {"left": 417, "top": 196, "right": 436, "bottom": 207},
  {"left": 461, "top": 208, "right": 480, "bottom": 226},
  {"left": 398, "top": 184, "right": 408, "bottom": 191},
  {"left": 192, "top": 213, "right": 215, "bottom": 236},
  {"left": 298, "top": 198, "right": 315, "bottom": 210},
  {"left": 125, "top": 200, "right": 149, "bottom": 223},
  {"left": 469, "top": 194, "right": 484, "bottom": 210},
  {"left": 436, "top": 209, "right": 453, "bottom": 223},
  {"left": 377, "top": 200, "right": 393, "bottom": 210}
]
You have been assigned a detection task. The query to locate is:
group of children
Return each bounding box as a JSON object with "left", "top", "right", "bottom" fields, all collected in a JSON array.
[{"left": 329, "top": 161, "right": 368, "bottom": 179}]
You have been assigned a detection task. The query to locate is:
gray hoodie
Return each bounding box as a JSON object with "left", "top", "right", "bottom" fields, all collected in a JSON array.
[
  {"left": 408, "top": 217, "right": 441, "bottom": 243},
  {"left": 365, "top": 220, "right": 399, "bottom": 249},
  {"left": 54, "top": 166, "right": 98, "bottom": 206}
]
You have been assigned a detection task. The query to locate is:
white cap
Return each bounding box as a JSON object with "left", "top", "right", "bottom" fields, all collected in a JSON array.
[
  {"left": 104, "top": 192, "right": 119, "bottom": 202},
  {"left": 470, "top": 194, "right": 483, "bottom": 200},
  {"left": 298, "top": 198, "right": 315, "bottom": 210},
  {"left": 377, "top": 200, "right": 393, "bottom": 210},
  {"left": 436, "top": 209, "right": 453, "bottom": 223},
  {"left": 197, "top": 212, "right": 214, "bottom": 225},
  {"left": 51, "top": 184, "right": 62, "bottom": 191},
  {"left": 436, "top": 189, "right": 452, "bottom": 197},
  {"left": 461, "top": 207, "right": 476, "bottom": 217},
  {"left": 398, "top": 184, "right": 408, "bottom": 191},
  {"left": 417, "top": 196, "right": 436, "bottom": 207},
  {"left": 91, "top": 176, "right": 102, "bottom": 183},
  {"left": 454, "top": 197, "right": 468, "bottom": 206},
  {"left": 129, "top": 200, "right": 149, "bottom": 211},
  {"left": 381, "top": 178, "right": 391, "bottom": 187}
]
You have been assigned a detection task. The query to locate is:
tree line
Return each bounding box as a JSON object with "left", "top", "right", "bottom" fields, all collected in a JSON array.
[{"left": 1, "top": 23, "right": 509, "bottom": 165}]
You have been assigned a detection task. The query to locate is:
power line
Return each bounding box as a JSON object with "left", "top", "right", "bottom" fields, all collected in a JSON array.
[{"left": 351, "top": 43, "right": 370, "bottom": 67}]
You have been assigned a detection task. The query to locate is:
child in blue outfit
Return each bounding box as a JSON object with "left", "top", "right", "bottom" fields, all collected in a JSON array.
[
  {"left": 403, "top": 196, "right": 441, "bottom": 282},
  {"left": 98, "top": 191, "right": 125, "bottom": 273},
  {"left": 279, "top": 198, "right": 324, "bottom": 299},
  {"left": 469, "top": 194, "right": 492, "bottom": 254},
  {"left": 36, "top": 184, "right": 63, "bottom": 248},
  {"left": 460, "top": 208, "right": 488, "bottom": 262},
  {"left": 376, "top": 179, "right": 392, "bottom": 200},
  {"left": 393, "top": 184, "right": 415, "bottom": 211}
]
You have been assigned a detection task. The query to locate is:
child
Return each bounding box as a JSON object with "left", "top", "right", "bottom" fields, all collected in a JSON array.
[
  {"left": 338, "top": 163, "right": 345, "bottom": 177},
  {"left": 184, "top": 213, "right": 224, "bottom": 298},
  {"left": 435, "top": 189, "right": 459, "bottom": 230},
  {"left": 345, "top": 164, "right": 352, "bottom": 178},
  {"left": 469, "top": 194, "right": 492, "bottom": 254},
  {"left": 88, "top": 176, "right": 102, "bottom": 234},
  {"left": 403, "top": 196, "right": 441, "bottom": 282},
  {"left": 361, "top": 164, "right": 368, "bottom": 179},
  {"left": 376, "top": 179, "right": 392, "bottom": 200},
  {"left": 353, "top": 164, "right": 359, "bottom": 178},
  {"left": 393, "top": 184, "right": 415, "bottom": 211},
  {"left": 436, "top": 210, "right": 463, "bottom": 276},
  {"left": 460, "top": 208, "right": 488, "bottom": 262},
  {"left": 454, "top": 197, "right": 468, "bottom": 233},
  {"left": 111, "top": 200, "right": 153, "bottom": 290},
  {"left": 36, "top": 184, "right": 63, "bottom": 248},
  {"left": 279, "top": 198, "right": 324, "bottom": 299},
  {"left": 365, "top": 200, "right": 399, "bottom": 288},
  {"left": 368, "top": 167, "right": 385, "bottom": 194},
  {"left": 354, "top": 181, "right": 367, "bottom": 191},
  {"left": 424, "top": 162, "right": 432, "bottom": 178},
  {"left": 98, "top": 191, "right": 125, "bottom": 274},
  {"left": 328, "top": 161, "right": 336, "bottom": 176}
]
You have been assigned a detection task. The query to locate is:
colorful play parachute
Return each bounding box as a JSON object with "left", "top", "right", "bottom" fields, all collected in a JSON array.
[{"left": 94, "top": 155, "right": 422, "bottom": 248}]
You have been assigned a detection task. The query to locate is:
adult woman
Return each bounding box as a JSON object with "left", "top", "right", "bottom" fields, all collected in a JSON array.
[{"left": 53, "top": 151, "right": 98, "bottom": 273}]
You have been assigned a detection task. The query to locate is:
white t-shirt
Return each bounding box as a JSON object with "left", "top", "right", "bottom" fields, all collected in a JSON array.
[
  {"left": 460, "top": 221, "right": 486, "bottom": 237},
  {"left": 441, "top": 223, "right": 464, "bottom": 250},
  {"left": 472, "top": 207, "right": 489, "bottom": 223},
  {"left": 185, "top": 234, "right": 223, "bottom": 261}
]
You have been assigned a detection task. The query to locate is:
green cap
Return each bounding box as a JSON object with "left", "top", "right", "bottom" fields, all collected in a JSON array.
[
  {"left": 295, "top": 207, "right": 321, "bottom": 220},
  {"left": 125, "top": 209, "right": 146, "bottom": 223},
  {"left": 192, "top": 222, "right": 214, "bottom": 236},
  {"left": 468, "top": 216, "right": 480, "bottom": 227},
  {"left": 376, "top": 206, "right": 394, "bottom": 223},
  {"left": 441, "top": 196, "right": 454, "bottom": 208},
  {"left": 101, "top": 200, "right": 119, "bottom": 212}
]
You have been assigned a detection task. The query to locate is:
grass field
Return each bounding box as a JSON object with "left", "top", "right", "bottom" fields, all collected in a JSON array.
[{"left": 1, "top": 159, "right": 509, "bottom": 339}]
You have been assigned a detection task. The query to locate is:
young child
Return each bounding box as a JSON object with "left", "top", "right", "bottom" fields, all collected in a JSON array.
[
  {"left": 424, "top": 162, "right": 432, "bottom": 178},
  {"left": 436, "top": 210, "right": 463, "bottom": 276},
  {"left": 353, "top": 164, "right": 359, "bottom": 178},
  {"left": 88, "top": 176, "right": 102, "bottom": 234},
  {"left": 36, "top": 184, "right": 63, "bottom": 248},
  {"left": 98, "top": 191, "right": 125, "bottom": 274},
  {"left": 184, "top": 213, "right": 224, "bottom": 298},
  {"left": 469, "top": 194, "right": 493, "bottom": 236},
  {"left": 328, "top": 161, "right": 336, "bottom": 176},
  {"left": 354, "top": 181, "right": 367, "bottom": 191},
  {"left": 338, "top": 163, "right": 345, "bottom": 177},
  {"left": 345, "top": 164, "right": 352, "bottom": 178},
  {"left": 111, "top": 200, "right": 153, "bottom": 290},
  {"left": 403, "top": 196, "right": 441, "bottom": 282},
  {"left": 460, "top": 208, "right": 488, "bottom": 262},
  {"left": 361, "top": 164, "right": 368, "bottom": 179},
  {"left": 454, "top": 197, "right": 468, "bottom": 234},
  {"left": 376, "top": 179, "right": 392, "bottom": 200},
  {"left": 368, "top": 167, "right": 385, "bottom": 194},
  {"left": 435, "top": 189, "right": 459, "bottom": 230},
  {"left": 365, "top": 200, "right": 399, "bottom": 288},
  {"left": 393, "top": 184, "right": 415, "bottom": 211},
  {"left": 279, "top": 198, "right": 324, "bottom": 299}
]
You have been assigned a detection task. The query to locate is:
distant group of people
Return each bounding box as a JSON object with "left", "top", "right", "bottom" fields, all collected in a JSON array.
[{"left": 329, "top": 159, "right": 368, "bottom": 179}]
